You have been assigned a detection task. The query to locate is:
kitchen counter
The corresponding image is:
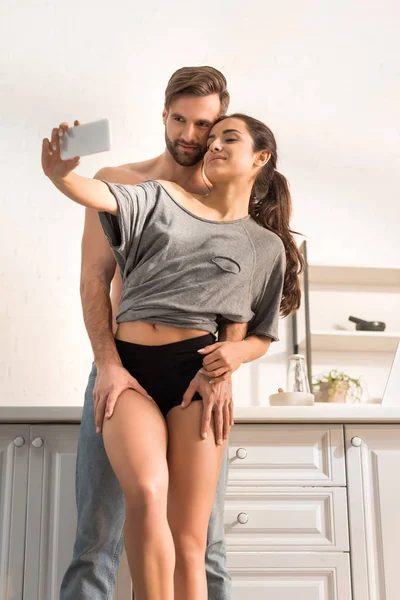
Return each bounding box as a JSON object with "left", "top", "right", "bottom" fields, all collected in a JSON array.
[{"left": 1, "top": 403, "right": 400, "bottom": 423}]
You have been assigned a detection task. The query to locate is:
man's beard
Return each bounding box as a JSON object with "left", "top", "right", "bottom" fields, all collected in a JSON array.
[{"left": 165, "top": 132, "right": 206, "bottom": 167}]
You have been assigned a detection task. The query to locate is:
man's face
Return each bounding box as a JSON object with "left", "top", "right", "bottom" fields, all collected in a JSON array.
[{"left": 163, "top": 94, "right": 221, "bottom": 166}]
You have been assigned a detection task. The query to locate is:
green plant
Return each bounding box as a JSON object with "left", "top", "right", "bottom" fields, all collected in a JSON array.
[{"left": 312, "top": 369, "right": 363, "bottom": 403}]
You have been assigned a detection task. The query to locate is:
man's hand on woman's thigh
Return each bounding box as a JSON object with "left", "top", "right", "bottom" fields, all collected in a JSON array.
[
  {"left": 181, "top": 372, "right": 233, "bottom": 446},
  {"left": 93, "top": 363, "right": 153, "bottom": 435}
]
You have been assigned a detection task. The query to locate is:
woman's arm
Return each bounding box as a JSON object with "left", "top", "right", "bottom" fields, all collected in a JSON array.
[
  {"left": 41, "top": 121, "right": 117, "bottom": 214},
  {"left": 237, "top": 335, "right": 272, "bottom": 363},
  {"left": 198, "top": 334, "right": 272, "bottom": 383},
  {"left": 52, "top": 172, "right": 118, "bottom": 214}
]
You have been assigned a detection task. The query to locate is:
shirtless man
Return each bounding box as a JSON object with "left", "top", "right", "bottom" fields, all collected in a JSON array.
[{"left": 59, "top": 66, "right": 266, "bottom": 599}]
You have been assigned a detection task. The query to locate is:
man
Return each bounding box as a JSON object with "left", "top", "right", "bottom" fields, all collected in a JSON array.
[{"left": 60, "top": 66, "right": 259, "bottom": 600}]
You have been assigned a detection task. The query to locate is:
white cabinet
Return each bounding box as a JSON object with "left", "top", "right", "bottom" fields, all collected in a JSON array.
[
  {"left": 0, "top": 424, "right": 131, "bottom": 600},
  {"left": 227, "top": 424, "right": 352, "bottom": 599},
  {"left": 2, "top": 419, "right": 400, "bottom": 598},
  {"left": 0, "top": 425, "right": 30, "bottom": 600},
  {"left": 345, "top": 425, "right": 400, "bottom": 600},
  {"left": 23, "top": 425, "right": 80, "bottom": 600}
]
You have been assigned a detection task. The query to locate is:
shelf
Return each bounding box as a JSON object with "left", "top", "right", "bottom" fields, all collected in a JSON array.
[
  {"left": 299, "top": 330, "right": 400, "bottom": 353},
  {"left": 308, "top": 265, "right": 400, "bottom": 287}
]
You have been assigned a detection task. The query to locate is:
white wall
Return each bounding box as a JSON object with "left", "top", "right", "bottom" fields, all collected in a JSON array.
[{"left": 1, "top": 0, "right": 399, "bottom": 406}]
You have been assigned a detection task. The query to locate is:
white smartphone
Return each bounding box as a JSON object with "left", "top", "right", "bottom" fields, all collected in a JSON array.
[{"left": 59, "top": 118, "right": 111, "bottom": 160}]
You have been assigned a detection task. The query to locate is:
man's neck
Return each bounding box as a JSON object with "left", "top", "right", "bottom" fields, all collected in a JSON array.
[{"left": 150, "top": 151, "right": 209, "bottom": 195}]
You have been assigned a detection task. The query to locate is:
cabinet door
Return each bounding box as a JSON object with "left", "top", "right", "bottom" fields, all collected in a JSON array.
[
  {"left": 346, "top": 425, "right": 400, "bottom": 600},
  {"left": 23, "top": 425, "right": 80, "bottom": 600},
  {"left": 0, "top": 425, "right": 30, "bottom": 600},
  {"left": 227, "top": 552, "right": 352, "bottom": 600},
  {"left": 21, "top": 424, "right": 132, "bottom": 600}
]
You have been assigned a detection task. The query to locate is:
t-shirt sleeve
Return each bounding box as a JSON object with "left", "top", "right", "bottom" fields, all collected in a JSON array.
[
  {"left": 98, "top": 181, "right": 157, "bottom": 264},
  {"left": 247, "top": 247, "right": 286, "bottom": 342}
]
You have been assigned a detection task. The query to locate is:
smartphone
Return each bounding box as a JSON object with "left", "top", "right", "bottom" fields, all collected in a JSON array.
[{"left": 59, "top": 118, "right": 111, "bottom": 160}]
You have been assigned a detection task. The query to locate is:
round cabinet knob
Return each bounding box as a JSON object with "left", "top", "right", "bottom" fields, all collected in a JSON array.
[
  {"left": 351, "top": 436, "right": 362, "bottom": 447},
  {"left": 237, "top": 512, "right": 249, "bottom": 524},
  {"left": 32, "top": 437, "right": 44, "bottom": 448},
  {"left": 14, "top": 436, "right": 25, "bottom": 447},
  {"left": 236, "top": 447, "right": 247, "bottom": 459}
]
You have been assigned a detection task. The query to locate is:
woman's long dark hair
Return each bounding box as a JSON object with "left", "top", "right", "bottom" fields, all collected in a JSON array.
[{"left": 215, "top": 113, "right": 304, "bottom": 317}]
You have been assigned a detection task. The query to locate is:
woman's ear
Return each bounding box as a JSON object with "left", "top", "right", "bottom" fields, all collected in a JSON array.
[{"left": 255, "top": 150, "right": 271, "bottom": 168}]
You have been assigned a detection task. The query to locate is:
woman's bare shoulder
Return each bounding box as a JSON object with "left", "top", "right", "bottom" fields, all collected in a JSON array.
[{"left": 154, "top": 180, "right": 187, "bottom": 197}]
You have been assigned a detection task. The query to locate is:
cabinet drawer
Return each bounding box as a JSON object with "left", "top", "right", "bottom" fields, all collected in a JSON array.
[
  {"left": 224, "top": 487, "right": 349, "bottom": 551},
  {"left": 228, "top": 424, "right": 346, "bottom": 486},
  {"left": 227, "top": 552, "right": 352, "bottom": 600}
]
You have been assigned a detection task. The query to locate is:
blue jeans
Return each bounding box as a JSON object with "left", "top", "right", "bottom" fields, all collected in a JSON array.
[{"left": 60, "top": 364, "right": 231, "bottom": 599}]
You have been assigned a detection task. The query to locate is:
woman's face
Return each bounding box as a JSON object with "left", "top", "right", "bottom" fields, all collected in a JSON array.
[{"left": 204, "top": 117, "right": 268, "bottom": 183}]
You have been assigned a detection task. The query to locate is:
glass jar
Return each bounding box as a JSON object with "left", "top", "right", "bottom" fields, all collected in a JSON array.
[{"left": 287, "top": 354, "right": 310, "bottom": 393}]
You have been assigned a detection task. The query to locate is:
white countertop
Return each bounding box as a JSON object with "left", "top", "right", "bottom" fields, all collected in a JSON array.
[{"left": 1, "top": 404, "right": 400, "bottom": 423}]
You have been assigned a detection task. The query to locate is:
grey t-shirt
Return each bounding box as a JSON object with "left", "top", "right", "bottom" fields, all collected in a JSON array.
[{"left": 98, "top": 180, "right": 286, "bottom": 340}]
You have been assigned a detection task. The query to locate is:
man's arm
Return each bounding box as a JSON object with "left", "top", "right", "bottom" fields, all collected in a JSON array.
[
  {"left": 217, "top": 321, "right": 271, "bottom": 358},
  {"left": 181, "top": 323, "right": 270, "bottom": 444},
  {"left": 80, "top": 205, "right": 121, "bottom": 367},
  {"left": 217, "top": 321, "right": 248, "bottom": 343},
  {"left": 80, "top": 167, "right": 152, "bottom": 434},
  {"left": 181, "top": 321, "right": 247, "bottom": 445},
  {"left": 80, "top": 167, "right": 122, "bottom": 365}
]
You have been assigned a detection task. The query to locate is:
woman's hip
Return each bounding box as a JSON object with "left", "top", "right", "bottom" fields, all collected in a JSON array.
[{"left": 115, "top": 333, "right": 216, "bottom": 417}]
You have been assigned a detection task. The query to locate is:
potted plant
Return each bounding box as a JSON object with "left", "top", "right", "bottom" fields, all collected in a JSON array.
[{"left": 312, "top": 369, "right": 363, "bottom": 404}]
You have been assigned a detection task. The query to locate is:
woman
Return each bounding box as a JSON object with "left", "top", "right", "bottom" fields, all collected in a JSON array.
[{"left": 41, "top": 113, "right": 303, "bottom": 600}]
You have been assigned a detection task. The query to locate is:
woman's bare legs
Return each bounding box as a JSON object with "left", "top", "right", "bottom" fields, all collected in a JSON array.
[
  {"left": 103, "top": 389, "right": 174, "bottom": 600},
  {"left": 166, "top": 402, "right": 227, "bottom": 600}
]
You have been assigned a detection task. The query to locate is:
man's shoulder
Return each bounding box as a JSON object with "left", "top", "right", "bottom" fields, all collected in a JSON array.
[{"left": 94, "top": 158, "right": 156, "bottom": 185}]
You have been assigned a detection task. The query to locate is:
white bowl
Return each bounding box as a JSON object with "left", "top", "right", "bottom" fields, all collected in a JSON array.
[{"left": 269, "top": 392, "right": 315, "bottom": 406}]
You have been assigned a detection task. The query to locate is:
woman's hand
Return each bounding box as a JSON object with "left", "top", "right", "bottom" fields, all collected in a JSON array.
[
  {"left": 41, "top": 120, "right": 116, "bottom": 213},
  {"left": 41, "top": 120, "right": 81, "bottom": 181},
  {"left": 198, "top": 341, "right": 246, "bottom": 383}
]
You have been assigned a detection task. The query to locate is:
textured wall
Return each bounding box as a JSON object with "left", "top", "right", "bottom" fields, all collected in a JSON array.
[{"left": 1, "top": 0, "right": 399, "bottom": 405}]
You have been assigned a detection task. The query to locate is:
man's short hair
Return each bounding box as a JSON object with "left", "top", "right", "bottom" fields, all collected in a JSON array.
[{"left": 165, "top": 66, "right": 230, "bottom": 116}]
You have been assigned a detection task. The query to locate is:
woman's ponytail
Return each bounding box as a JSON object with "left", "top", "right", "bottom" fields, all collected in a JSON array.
[
  {"left": 215, "top": 113, "right": 304, "bottom": 317},
  {"left": 251, "top": 168, "right": 304, "bottom": 317}
]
